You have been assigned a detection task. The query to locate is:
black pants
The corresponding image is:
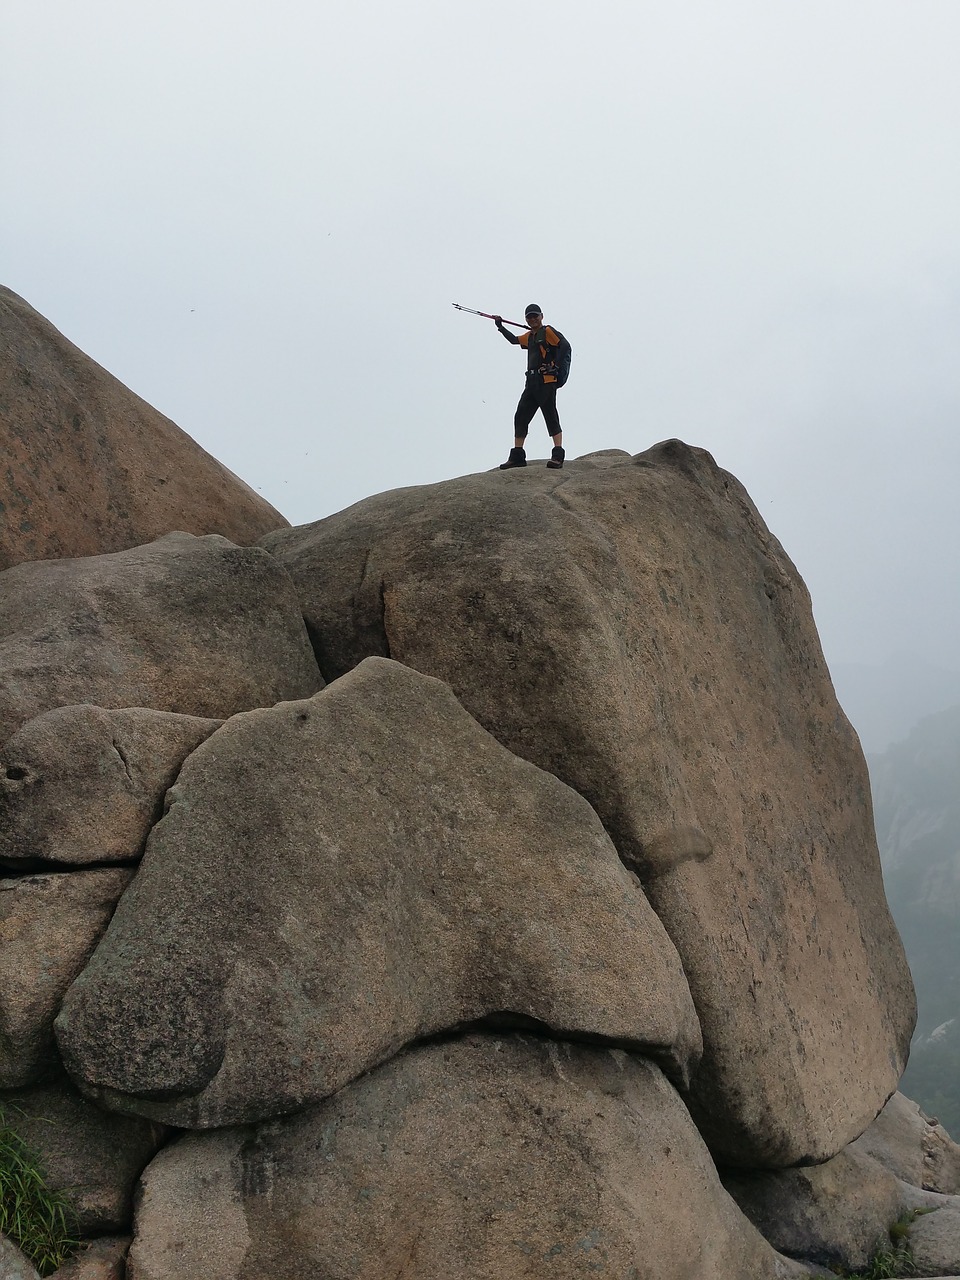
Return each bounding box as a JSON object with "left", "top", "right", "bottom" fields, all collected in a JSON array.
[{"left": 514, "top": 377, "right": 561, "bottom": 438}]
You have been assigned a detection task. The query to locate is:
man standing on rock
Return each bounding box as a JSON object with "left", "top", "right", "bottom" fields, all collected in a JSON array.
[{"left": 494, "top": 304, "right": 566, "bottom": 470}]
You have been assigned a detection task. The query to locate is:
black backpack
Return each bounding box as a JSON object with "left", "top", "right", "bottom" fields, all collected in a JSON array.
[{"left": 550, "top": 328, "right": 573, "bottom": 387}]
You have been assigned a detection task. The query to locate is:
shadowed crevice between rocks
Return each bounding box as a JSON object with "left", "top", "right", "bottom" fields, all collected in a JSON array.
[
  {"left": 0, "top": 854, "right": 143, "bottom": 875},
  {"left": 401, "top": 1009, "right": 693, "bottom": 1092},
  {"left": 301, "top": 616, "right": 335, "bottom": 684},
  {"left": 378, "top": 579, "right": 392, "bottom": 660},
  {"left": 289, "top": 561, "right": 390, "bottom": 684},
  {"left": 77, "top": 1016, "right": 693, "bottom": 1136}
]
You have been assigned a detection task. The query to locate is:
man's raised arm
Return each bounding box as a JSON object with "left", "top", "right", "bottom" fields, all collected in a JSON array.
[{"left": 493, "top": 315, "right": 520, "bottom": 344}]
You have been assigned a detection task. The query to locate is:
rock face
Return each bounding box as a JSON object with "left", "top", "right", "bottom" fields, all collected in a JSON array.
[
  {"left": 909, "top": 1206, "right": 960, "bottom": 1276},
  {"left": 852, "top": 1091, "right": 960, "bottom": 1195},
  {"left": 723, "top": 1150, "right": 905, "bottom": 1273},
  {"left": 0, "top": 532, "right": 322, "bottom": 740},
  {"left": 0, "top": 286, "right": 287, "bottom": 572},
  {"left": 0, "top": 706, "right": 220, "bottom": 868},
  {"left": 721, "top": 1105, "right": 960, "bottom": 1274},
  {"left": 48, "top": 1237, "right": 130, "bottom": 1280},
  {"left": 0, "top": 869, "right": 132, "bottom": 1087},
  {"left": 56, "top": 658, "right": 700, "bottom": 1127},
  {"left": 0, "top": 416, "right": 926, "bottom": 1276},
  {"left": 261, "top": 442, "right": 916, "bottom": 1166},
  {"left": 0, "top": 1235, "right": 40, "bottom": 1280},
  {"left": 126, "top": 1034, "right": 800, "bottom": 1280},
  {"left": 2, "top": 1078, "right": 165, "bottom": 1233}
]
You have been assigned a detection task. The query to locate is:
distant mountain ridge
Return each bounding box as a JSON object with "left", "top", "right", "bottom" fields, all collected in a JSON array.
[
  {"left": 832, "top": 653, "right": 960, "bottom": 753},
  {"left": 870, "top": 702, "right": 960, "bottom": 1131}
]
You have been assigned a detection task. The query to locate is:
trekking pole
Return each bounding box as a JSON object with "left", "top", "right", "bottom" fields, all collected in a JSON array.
[{"left": 452, "top": 303, "right": 529, "bottom": 329}]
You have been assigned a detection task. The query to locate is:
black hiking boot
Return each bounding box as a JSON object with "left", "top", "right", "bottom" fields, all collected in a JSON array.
[
  {"left": 499, "top": 446, "right": 527, "bottom": 470},
  {"left": 546, "top": 446, "right": 565, "bottom": 469}
]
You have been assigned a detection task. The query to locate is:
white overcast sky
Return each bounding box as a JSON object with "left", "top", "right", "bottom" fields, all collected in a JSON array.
[{"left": 3, "top": 1, "right": 959, "bottom": 698}]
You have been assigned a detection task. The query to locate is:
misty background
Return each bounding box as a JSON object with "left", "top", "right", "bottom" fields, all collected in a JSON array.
[{"left": 3, "top": 0, "right": 960, "bottom": 746}]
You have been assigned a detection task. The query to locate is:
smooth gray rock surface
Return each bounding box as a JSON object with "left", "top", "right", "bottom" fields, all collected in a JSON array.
[
  {"left": 852, "top": 1091, "right": 960, "bottom": 1194},
  {"left": 126, "top": 1034, "right": 800, "bottom": 1280},
  {"left": 0, "top": 1236, "right": 40, "bottom": 1280},
  {"left": 261, "top": 441, "right": 916, "bottom": 1166},
  {"left": 0, "top": 532, "right": 322, "bottom": 742},
  {"left": 723, "top": 1148, "right": 904, "bottom": 1272},
  {"left": 0, "top": 705, "right": 220, "bottom": 868},
  {"left": 0, "top": 869, "right": 132, "bottom": 1087},
  {"left": 909, "top": 1206, "right": 960, "bottom": 1276},
  {"left": 56, "top": 658, "right": 700, "bottom": 1127},
  {"left": 49, "top": 1237, "right": 129, "bottom": 1280}
]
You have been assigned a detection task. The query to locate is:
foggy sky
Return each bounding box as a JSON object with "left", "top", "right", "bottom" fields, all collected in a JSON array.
[{"left": 3, "top": 1, "right": 959, "bottom": 701}]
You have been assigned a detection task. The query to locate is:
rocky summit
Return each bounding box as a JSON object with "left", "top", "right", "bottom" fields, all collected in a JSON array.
[
  {"left": 0, "top": 294, "right": 953, "bottom": 1279},
  {"left": 261, "top": 440, "right": 916, "bottom": 1168}
]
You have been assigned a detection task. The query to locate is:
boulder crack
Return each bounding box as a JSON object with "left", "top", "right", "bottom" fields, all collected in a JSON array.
[{"left": 112, "top": 738, "right": 134, "bottom": 785}]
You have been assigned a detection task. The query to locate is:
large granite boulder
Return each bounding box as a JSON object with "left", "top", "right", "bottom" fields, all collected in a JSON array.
[
  {"left": 55, "top": 657, "right": 700, "bottom": 1127},
  {"left": 49, "top": 1238, "right": 129, "bottom": 1280},
  {"left": 852, "top": 1091, "right": 960, "bottom": 1195},
  {"left": 0, "top": 286, "right": 286, "bottom": 572},
  {"left": 260, "top": 441, "right": 916, "bottom": 1166},
  {"left": 909, "top": 1206, "right": 960, "bottom": 1276},
  {"left": 723, "top": 1149, "right": 907, "bottom": 1273},
  {"left": 0, "top": 532, "right": 322, "bottom": 741},
  {"left": 125, "top": 1034, "right": 807, "bottom": 1280},
  {"left": 0, "top": 705, "right": 220, "bottom": 868},
  {"left": 723, "top": 1102, "right": 960, "bottom": 1274},
  {"left": 0, "top": 869, "right": 132, "bottom": 1087}
]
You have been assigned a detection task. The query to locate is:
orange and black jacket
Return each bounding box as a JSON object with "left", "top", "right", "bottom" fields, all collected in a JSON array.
[{"left": 499, "top": 324, "right": 562, "bottom": 383}]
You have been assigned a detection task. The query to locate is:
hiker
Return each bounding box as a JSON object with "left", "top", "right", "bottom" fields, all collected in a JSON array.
[{"left": 494, "top": 304, "right": 566, "bottom": 470}]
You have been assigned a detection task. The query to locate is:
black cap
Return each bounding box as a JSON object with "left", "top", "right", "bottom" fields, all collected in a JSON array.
[{"left": 524, "top": 303, "right": 542, "bottom": 317}]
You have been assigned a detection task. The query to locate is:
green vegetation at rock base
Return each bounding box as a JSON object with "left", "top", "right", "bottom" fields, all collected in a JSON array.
[
  {"left": 832, "top": 1207, "right": 935, "bottom": 1278},
  {"left": 0, "top": 1106, "right": 79, "bottom": 1276}
]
